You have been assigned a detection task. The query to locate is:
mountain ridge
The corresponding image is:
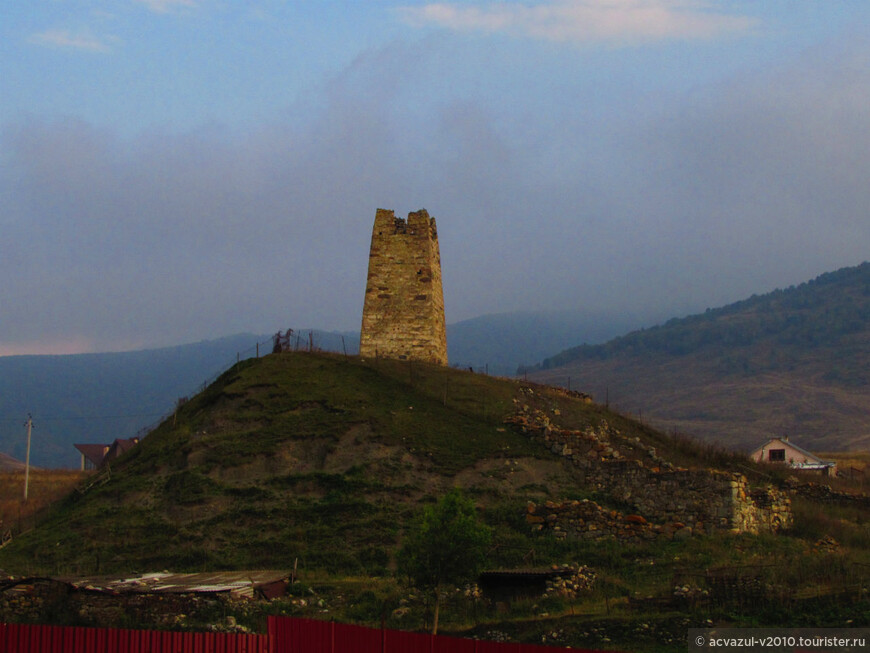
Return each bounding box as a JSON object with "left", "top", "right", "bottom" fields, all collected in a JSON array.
[{"left": 528, "top": 262, "right": 870, "bottom": 452}]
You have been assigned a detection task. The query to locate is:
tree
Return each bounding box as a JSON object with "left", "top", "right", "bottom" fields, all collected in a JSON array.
[{"left": 397, "top": 488, "right": 491, "bottom": 634}]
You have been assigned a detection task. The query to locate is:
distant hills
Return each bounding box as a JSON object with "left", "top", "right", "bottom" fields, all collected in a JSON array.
[
  {"left": 446, "top": 310, "right": 640, "bottom": 375},
  {"left": 527, "top": 262, "right": 870, "bottom": 453},
  {"left": 0, "top": 313, "right": 633, "bottom": 469},
  {"left": 5, "top": 262, "right": 869, "bottom": 467},
  {"left": 0, "top": 452, "right": 26, "bottom": 472},
  {"left": 0, "top": 333, "right": 266, "bottom": 468}
]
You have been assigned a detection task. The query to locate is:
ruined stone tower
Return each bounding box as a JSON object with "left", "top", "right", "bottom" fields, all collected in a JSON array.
[{"left": 359, "top": 208, "right": 448, "bottom": 365}]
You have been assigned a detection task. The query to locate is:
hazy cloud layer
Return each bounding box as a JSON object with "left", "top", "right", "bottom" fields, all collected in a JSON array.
[
  {"left": 399, "top": 0, "right": 757, "bottom": 44},
  {"left": 134, "top": 0, "right": 199, "bottom": 14},
  {"left": 2, "top": 24, "right": 870, "bottom": 354},
  {"left": 28, "top": 28, "right": 116, "bottom": 53}
]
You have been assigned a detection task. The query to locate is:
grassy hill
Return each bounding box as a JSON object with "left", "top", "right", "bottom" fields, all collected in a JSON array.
[
  {"left": 0, "top": 312, "right": 639, "bottom": 469},
  {"left": 2, "top": 351, "right": 870, "bottom": 650},
  {"left": 527, "top": 262, "right": 870, "bottom": 452},
  {"left": 0, "top": 352, "right": 576, "bottom": 575}
]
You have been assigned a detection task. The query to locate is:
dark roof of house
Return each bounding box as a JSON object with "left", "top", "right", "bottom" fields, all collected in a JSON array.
[
  {"left": 479, "top": 567, "right": 574, "bottom": 580},
  {"left": 107, "top": 438, "right": 139, "bottom": 457},
  {"left": 73, "top": 444, "right": 109, "bottom": 467},
  {"left": 74, "top": 438, "right": 139, "bottom": 468}
]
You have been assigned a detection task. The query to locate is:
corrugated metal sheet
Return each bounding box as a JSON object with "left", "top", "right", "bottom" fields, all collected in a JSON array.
[{"left": 52, "top": 570, "right": 291, "bottom": 599}]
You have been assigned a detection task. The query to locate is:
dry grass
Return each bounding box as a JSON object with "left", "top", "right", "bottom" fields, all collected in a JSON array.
[{"left": 0, "top": 469, "right": 88, "bottom": 535}]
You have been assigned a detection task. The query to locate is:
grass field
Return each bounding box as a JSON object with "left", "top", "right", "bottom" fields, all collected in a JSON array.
[{"left": 0, "top": 469, "right": 87, "bottom": 538}]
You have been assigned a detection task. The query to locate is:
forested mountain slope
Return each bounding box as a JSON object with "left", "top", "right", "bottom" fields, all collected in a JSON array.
[{"left": 528, "top": 263, "right": 870, "bottom": 452}]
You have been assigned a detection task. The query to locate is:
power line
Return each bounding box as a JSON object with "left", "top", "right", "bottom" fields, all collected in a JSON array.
[{"left": 0, "top": 413, "right": 164, "bottom": 422}]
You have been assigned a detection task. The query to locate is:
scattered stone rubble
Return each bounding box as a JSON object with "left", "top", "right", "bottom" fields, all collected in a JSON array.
[
  {"left": 672, "top": 584, "right": 709, "bottom": 603},
  {"left": 526, "top": 499, "right": 694, "bottom": 543},
  {"left": 813, "top": 535, "right": 841, "bottom": 552},
  {"left": 542, "top": 564, "right": 596, "bottom": 598}
]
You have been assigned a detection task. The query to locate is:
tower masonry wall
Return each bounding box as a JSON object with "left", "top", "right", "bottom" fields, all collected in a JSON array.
[{"left": 359, "top": 208, "right": 448, "bottom": 365}]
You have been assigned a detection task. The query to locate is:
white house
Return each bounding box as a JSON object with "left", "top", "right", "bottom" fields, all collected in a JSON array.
[{"left": 750, "top": 436, "right": 836, "bottom": 476}]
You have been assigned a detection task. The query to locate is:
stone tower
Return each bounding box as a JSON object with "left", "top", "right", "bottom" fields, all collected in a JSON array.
[{"left": 359, "top": 208, "right": 448, "bottom": 365}]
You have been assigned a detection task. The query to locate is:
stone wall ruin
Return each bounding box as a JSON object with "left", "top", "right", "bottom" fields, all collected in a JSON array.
[{"left": 508, "top": 387, "right": 791, "bottom": 540}]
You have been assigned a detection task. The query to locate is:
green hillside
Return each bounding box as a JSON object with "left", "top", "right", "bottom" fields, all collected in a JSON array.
[
  {"left": 0, "top": 352, "right": 573, "bottom": 574},
  {"left": 528, "top": 262, "right": 870, "bottom": 452},
  {"left": 3, "top": 351, "right": 870, "bottom": 651}
]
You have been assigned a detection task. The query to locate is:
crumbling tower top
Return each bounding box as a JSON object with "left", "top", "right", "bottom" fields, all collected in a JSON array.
[{"left": 359, "top": 208, "right": 448, "bottom": 365}]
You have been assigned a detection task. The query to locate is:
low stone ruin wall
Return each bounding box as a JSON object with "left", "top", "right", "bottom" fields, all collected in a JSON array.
[
  {"left": 590, "top": 461, "right": 791, "bottom": 534},
  {"left": 508, "top": 397, "right": 791, "bottom": 536},
  {"left": 789, "top": 482, "right": 870, "bottom": 508},
  {"left": 526, "top": 499, "right": 691, "bottom": 543}
]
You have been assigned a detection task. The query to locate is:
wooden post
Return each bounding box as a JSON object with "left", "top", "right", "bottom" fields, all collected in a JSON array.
[{"left": 23, "top": 415, "right": 32, "bottom": 502}]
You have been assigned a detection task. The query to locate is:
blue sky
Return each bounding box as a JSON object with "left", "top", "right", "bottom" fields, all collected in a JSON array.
[{"left": 2, "top": 1, "right": 870, "bottom": 355}]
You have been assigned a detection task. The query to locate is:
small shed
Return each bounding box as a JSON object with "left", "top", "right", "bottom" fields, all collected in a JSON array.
[
  {"left": 478, "top": 567, "right": 578, "bottom": 603},
  {"left": 750, "top": 437, "right": 836, "bottom": 476}
]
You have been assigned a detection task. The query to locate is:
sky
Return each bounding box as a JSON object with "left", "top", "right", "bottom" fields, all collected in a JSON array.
[{"left": 2, "top": 1, "right": 870, "bottom": 355}]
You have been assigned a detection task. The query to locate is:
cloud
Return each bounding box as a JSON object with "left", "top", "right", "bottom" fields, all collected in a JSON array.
[
  {"left": 28, "top": 28, "right": 116, "bottom": 53},
  {"left": 134, "top": 0, "right": 198, "bottom": 14},
  {"left": 3, "top": 32, "right": 870, "bottom": 354},
  {"left": 398, "top": 0, "right": 758, "bottom": 45}
]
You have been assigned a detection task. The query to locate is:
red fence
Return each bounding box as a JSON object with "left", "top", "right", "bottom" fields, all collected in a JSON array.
[
  {"left": 267, "top": 617, "right": 578, "bottom": 653},
  {"left": 0, "top": 618, "right": 587, "bottom": 653},
  {"left": 0, "top": 622, "right": 268, "bottom": 653}
]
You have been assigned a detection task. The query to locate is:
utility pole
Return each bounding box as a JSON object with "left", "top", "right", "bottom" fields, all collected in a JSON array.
[{"left": 24, "top": 414, "right": 33, "bottom": 502}]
